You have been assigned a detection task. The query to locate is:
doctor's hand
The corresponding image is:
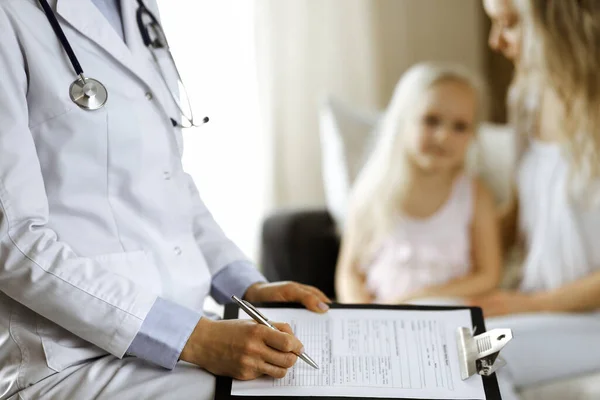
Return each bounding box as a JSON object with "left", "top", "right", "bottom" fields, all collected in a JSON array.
[
  {"left": 243, "top": 281, "right": 331, "bottom": 313},
  {"left": 180, "top": 317, "right": 303, "bottom": 380}
]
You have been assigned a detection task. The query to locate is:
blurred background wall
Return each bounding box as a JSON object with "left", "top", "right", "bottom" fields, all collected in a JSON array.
[
  {"left": 158, "top": 0, "right": 512, "bottom": 259},
  {"left": 256, "top": 0, "right": 495, "bottom": 208}
]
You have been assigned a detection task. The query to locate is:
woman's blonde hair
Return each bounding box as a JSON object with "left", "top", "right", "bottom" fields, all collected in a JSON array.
[
  {"left": 512, "top": 0, "right": 600, "bottom": 184},
  {"left": 345, "top": 63, "right": 486, "bottom": 266}
]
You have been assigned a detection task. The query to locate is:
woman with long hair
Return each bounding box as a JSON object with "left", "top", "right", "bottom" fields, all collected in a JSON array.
[{"left": 480, "top": 0, "right": 600, "bottom": 398}]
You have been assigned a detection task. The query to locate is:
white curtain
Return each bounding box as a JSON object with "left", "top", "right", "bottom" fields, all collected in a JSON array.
[
  {"left": 255, "top": 0, "right": 381, "bottom": 208},
  {"left": 255, "top": 0, "right": 485, "bottom": 208}
]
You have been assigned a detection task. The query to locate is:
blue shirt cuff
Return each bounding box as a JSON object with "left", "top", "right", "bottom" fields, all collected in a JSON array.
[
  {"left": 210, "top": 261, "right": 267, "bottom": 304},
  {"left": 127, "top": 297, "right": 201, "bottom": 369}
]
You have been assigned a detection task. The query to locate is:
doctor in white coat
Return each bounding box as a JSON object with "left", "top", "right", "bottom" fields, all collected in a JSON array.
[{"left": 0, "top": 1, "right": 331, "bottom": 399}]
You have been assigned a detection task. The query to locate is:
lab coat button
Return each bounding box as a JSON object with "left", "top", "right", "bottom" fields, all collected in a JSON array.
[
  {"left": 174, "top": 246, "right": 182, "bottom": 255},
  {"left": 145, "top": 92, "right": 153, "bottom": 100},
  {"left": 163, "top": 171, "right": 171, "bottom": 180}
]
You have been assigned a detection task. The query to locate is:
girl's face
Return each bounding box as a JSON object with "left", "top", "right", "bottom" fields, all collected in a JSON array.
[
  {"left": 484, "top": 0, "right": 522, "bottom": 63},
  {"left": 404, "top": 80, "right": 477, "bottom": 172}
]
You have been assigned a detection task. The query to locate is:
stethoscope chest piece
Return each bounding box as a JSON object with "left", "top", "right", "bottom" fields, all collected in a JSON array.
[{"left": 69, "top": 76, "right": 108, "bottom": 110}]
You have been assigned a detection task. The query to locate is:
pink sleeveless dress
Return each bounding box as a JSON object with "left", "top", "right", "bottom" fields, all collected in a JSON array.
[{"left": 362, "top": 175, "right": 474, "bottom": 302}]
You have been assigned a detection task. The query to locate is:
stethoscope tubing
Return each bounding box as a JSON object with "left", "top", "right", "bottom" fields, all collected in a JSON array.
[{"left": 37, "top": 0, "right": 84, "bottom": 77}]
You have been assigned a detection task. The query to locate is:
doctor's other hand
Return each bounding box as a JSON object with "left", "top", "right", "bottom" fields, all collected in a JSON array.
[
  {"left": 244, "top": 281, "right": 331, "bottom": 313},
  {"left": 180, "top": 317, "right": 302, "bottom": 380}
]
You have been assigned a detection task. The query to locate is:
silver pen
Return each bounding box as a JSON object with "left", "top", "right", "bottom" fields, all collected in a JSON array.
[{"left": 231, "top": 295, "right": 319, "bottom": 370}]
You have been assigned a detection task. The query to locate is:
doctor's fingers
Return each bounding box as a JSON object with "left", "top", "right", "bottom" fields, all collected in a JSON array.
[
  {"left": 258, "top": 361, "right": 290, "bottom": 379},
  {"left": 300, "top": 284, "right": 332, "bottom": 304},
  {"left": 234, "top": 350, "right": 290, "bottom": 380},
  {"left": 263, "top": 324, "right": 304, "bottom": 354},
  {"left": 294, "top": 287, "right": 331, "bottom": 313},
  {"left": 272, "top": 322, "right": 294, "bottom": 335},
  {"left": 235, "top": 361, "right": 287, "bottom": 381},
  {"left": 260, "top": 344, "right": 299, "bottom": 369}
]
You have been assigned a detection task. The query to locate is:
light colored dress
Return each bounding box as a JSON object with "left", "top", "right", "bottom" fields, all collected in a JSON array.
[
  {"left": 362, "top": 175, "right": 474, "bottom": 302},
  {"left": 517, "top": 139, "right": 600, "bottom": 291},
  {"left": 490, "top": 140, "right": 600, "bottom": 400}
]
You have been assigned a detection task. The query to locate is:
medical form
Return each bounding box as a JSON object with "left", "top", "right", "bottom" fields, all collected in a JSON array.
[{"left": 230, "top": 307, "right": 487, "bottom": 399}]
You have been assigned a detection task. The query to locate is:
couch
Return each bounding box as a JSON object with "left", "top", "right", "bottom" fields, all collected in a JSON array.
[{"left": 260, "top": 96, "right": 600, "bottom": 399}]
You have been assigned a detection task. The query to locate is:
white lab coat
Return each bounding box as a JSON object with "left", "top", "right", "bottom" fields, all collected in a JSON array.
[{"left": 0, "top": 0, "right": 246, "bottom": 398}]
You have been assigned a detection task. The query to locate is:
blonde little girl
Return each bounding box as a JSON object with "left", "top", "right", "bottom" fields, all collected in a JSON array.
[{"left": 335, "top": 63, "right": 502, "bottom": 304}]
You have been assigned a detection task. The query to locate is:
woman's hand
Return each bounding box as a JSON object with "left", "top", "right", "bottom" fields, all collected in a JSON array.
[
  {"left": 181, "top": 318, "right": 303, "bottom": 380},
  {"left": 468, "top": 290, "right": 541, "bottom": 317},
  {"left": 244, "top": 281, "right": 331, "bottom": 313}
]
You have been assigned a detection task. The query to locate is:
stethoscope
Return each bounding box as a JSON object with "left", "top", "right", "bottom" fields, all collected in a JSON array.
[{"left": 37, "top": 0, "right": 208, "bottom": 128}]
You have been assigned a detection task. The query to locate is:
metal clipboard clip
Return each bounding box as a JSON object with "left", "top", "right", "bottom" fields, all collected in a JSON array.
[{"left": 456, "top": 327, "right": 513, "bottom": 380}]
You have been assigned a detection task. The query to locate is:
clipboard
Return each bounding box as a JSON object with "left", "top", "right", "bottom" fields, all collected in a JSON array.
[{"left": 215, "top": 303, "right": 503, "bottom": 400}]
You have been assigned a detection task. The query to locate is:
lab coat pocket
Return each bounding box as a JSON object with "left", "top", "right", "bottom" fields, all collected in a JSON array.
[
  {"left": 38, "top": 317, "right": 107, "bottom": 373},
  {"left": 39, "top": 251, "right": 162, "bottom": 372}
]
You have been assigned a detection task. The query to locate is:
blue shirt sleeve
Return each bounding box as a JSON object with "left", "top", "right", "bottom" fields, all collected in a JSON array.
[
  {"left": 126, "top": 297, "right": 201, "bottom": 369},
  {"left": 127, "top": 262, "right": 267, "bottom": 369},
  {"left": 210, "top": 261, "right": 268, "bottom": 304}
]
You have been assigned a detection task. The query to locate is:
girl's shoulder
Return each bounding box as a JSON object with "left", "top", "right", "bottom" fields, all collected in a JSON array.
[
  {"left": 451, "top": 173, "right": 475, "bottom": 205},
  {"left": 452, "top": 174, "right": 496, "bottom": 221},
  {"left": 414, "top": 174, "right": 476, "bottom": 224}
]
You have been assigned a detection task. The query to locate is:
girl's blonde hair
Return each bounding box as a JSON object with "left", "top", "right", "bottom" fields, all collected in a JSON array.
[
  {"left": 512, "top": 0, "right": 600, "bottom": 186},
  {"left": 346, "top": 63, "right": 486, "bottom": 266}
]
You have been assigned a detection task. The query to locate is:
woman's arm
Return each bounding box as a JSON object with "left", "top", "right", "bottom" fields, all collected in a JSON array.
[
  {"left": 471, "top": 271, "right": 600, "bottom": 317},
  {"left": 533, "top": 270, "right": 600, "bottom": 312},
  {"left": 399, "top": 180, "right": 503, "bottom": 301},
  {"left": 335, "top": 218, "right": 373, "bottom": 303}
]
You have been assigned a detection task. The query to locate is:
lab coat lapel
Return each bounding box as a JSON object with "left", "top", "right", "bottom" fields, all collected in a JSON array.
[
  {"left": 55, "top": 0, "right": 157, "bottom": 94},
  {"left": 121, "top": 0, "right": 175, "bottom": 118}
]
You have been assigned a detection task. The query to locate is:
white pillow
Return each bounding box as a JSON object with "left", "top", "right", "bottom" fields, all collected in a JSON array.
[
  {"left": 319, "top": 96, "right": 515, "bottom": 228},
  {"left": 470, "top": 122, "right": 515, "bottom": 206},
  {"left": 318, "top": 97, "right": 380, "bottom": 228}
]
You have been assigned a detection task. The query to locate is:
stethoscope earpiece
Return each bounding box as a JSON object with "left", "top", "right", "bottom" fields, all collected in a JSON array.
[{"left": 170, "top": 116, "right": 209, "bottom": 128}]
